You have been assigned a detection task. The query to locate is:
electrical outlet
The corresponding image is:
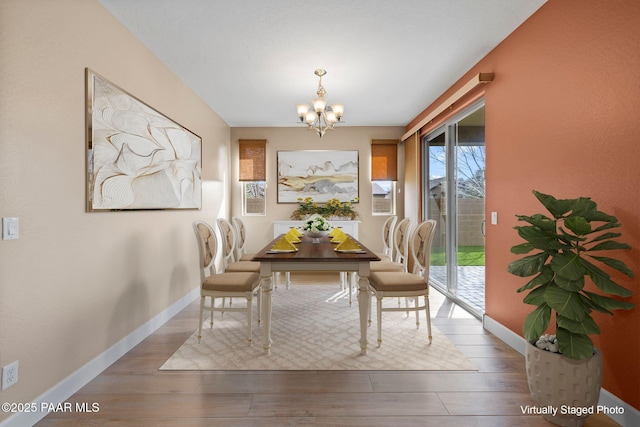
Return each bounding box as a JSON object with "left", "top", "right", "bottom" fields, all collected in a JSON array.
[{"left": 2, "top": 361, "right": 19, "bottom": 390}]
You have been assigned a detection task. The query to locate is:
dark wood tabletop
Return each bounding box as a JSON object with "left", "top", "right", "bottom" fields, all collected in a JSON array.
[{"left": 252, "top": 234, "right": 381, "bottom": 263}]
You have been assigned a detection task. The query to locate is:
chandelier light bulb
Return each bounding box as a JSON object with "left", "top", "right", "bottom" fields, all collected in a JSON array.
[
  {"left": 331, "top": 103, "right": 344, "bottom": 120},
  {"left": 296, "top": 104, "right": 309, "bottom": 120}
]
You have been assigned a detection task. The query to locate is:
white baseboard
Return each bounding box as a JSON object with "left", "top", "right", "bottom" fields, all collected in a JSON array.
[
  {"left": 0, "top": 287, "right": 200, "bottom": 427},
  {"left": 483, "top": 314, "right": 640, "bottom": 427}
]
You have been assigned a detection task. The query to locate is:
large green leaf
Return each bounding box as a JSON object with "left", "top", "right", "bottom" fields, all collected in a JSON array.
[
  {"left": 589, "top": 210, "right": 619, "bottom": 223},
  {"left": 543, "top": 286, "right": 586, "bottom": 321},
  {"left": 554, "top": 275, "right": 584, "bottom": 292},
  {"left": 589, "top": 241, "right": 632, "bottom": 252},
  {"left": 568, "top": 197, "right": 597, "bottom": 219},
  {"left": 507, "top": 253, "right": 549, "bottom": 277},
  {"left": 583, "top": 290, "right": 635, "bottom": 312},
  {"left": 588, "top": 255, "right": 634, "bottom": 277},
  {"left": 587, "top": 232, "right": 621, "bottom": 243},
  {"left": 533, "top": 190, "right": 573, "bottom": 218},
  {"left": 580, "top": 293, "right": 613, "bottom": 315},
  {"left": 582, "top": 258, "right": 633, "bottom": 297},
  {"left": 511, "top": 243, "right": 536, "bottom": 255},
  {"left": 557, "top": 314, "right": 600, "bottom": 334},
  {"left": 550, "top": 252, "right": 586, "bottom": 280},
  {"left": 516, "top": 214, "right": 556, "bottom": 231},
  {"left": 592, "top": 222, "right": 622, "bottom": 233},
  {"left": 556, "top": 328, "right": 594, "bottom": 360},
  {"left": 564, "top": 216, "right": 591, "bottom": 236},
  {"left": 515, "top": 226, "right": 556, "bottom": 248},
  {"left": 522, "top": 284, "right": 548, "bottom": 305},
  {"left": 523, "top": 305, "right": 551, "bottom": 341},
  {"left": 517, "top": 265, "right": 554, "bottom": 292}
]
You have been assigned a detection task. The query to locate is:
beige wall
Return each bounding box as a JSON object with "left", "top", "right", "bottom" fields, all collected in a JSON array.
[
  {"left": 0, "top": 0, "right": 230, "bottom": 416},
  {"left": 229, "top": 127, "right": 405, "bottom": 253}
]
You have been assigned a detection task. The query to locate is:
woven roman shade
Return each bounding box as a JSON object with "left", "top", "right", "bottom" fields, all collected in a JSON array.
[
  {"left": 371, "top": 139, "right": 398, "bottom": 181},
  {"left": 238, "top": 139, "right": 266, "bottom": 181}
]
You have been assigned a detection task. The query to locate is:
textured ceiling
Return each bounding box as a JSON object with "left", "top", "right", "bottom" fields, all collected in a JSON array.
[{"left": 98, "top": 0, "right": 546, "bottom": 128}]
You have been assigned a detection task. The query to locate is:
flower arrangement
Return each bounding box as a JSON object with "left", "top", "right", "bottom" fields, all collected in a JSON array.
[
  {"left": 290, "top": 197, "right": 359, "bottom": 220},
  {"left": 302, "top": 214, "right": 331, "bottom": 233}
]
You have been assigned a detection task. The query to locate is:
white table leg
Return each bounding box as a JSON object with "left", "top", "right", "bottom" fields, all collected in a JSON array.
[
  {"left": 260, "top": 267, "right": 273, "bottom": 355},
  {"left": 357, "top": 271, "right": 370, "bottom": 355}
]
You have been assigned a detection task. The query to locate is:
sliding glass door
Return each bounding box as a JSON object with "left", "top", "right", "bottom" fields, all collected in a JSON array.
[{"left": 423, "top": 101, "right": 485, "bottom": 316}]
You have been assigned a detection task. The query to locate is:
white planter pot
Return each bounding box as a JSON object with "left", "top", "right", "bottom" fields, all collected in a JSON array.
[{"left": 525, "top": 341, "right": 602, "bottom": 427}]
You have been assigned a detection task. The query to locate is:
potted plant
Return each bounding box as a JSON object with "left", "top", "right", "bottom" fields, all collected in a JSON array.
[
  {"left": 290, "top": 197, "right": 359, "bottom": 220},
  {"left": 507, "top": 190, "right": 634, "bottom": 426}
]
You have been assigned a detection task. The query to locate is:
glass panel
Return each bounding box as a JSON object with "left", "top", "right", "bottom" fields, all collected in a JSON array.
[
  {"left": 372, "top": 180, "right": 395, "bottom": 215},
  {"left": 426, "top": 131, "right": 448, "bottom": 289},
  {"left": 243, "top": 181, "right": 266, "bottom": 215},
  {"left": 455, "top": 107, "right": 485, "bottom": 314},
  {"left": 423, "top": 102, "right": 485, "bottom": 318}
]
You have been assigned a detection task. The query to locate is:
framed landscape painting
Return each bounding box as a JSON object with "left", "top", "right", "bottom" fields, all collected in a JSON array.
[
  {"left": 277, "top": 150, "right": 359, "bottom": 203},
  {"left": 85, "top": 69, "right": 202, "bottom": 211}
]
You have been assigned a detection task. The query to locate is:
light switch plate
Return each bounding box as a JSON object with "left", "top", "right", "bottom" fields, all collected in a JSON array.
[
  {"left": 2, "top": 217, "right": 19, "bottom": 240},
  {"left": 490, "top": 212, "right": 498, "bottom": 225}
]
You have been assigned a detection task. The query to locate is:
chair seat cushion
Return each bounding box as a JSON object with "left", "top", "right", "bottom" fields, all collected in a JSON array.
[
  {"left": 239, "top": 253, "right": 255, "bottom": 261},
  {"left": 203, "top": 272, "right": 260, "bottom": 292},
  {"left": 369, "top": 271, "right": 427, "bottom": 292},
  {"left": 370, "top": 261, "right": 405, "bottom": 272},
  {"left": 225, "top": 261, "right": 260, "bottom": 272}
]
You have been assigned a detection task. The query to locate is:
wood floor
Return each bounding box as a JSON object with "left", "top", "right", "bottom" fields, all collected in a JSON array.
[{"left": 36, "top": 273, "right": 618, "bottom": 427}]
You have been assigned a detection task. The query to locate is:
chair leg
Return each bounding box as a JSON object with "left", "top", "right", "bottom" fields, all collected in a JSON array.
[
  {"left": 247, "top": 294, "right": 253, "bottom": 345},
  {"left": 376, "top": 296, "right": 383, "bottom": 347},
  {"left": 425, "top": 295, "right": 432, "bottom": 344},
  {"left": 198, "top": 295, "right": 205, "bottom": 343},
  {"left": 415, "top": 297, "right": 420, "bottom": 329},
  {"left": 210, "top": 297, "right": 215, "bottom": 328},
  {"left": 285, "top": 272, "right": 291, "bottom": 289}
]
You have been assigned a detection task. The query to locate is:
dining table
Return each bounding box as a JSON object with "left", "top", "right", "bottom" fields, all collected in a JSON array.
[{"left": 252, "top": 233, "right": 380, "bottom": 355}]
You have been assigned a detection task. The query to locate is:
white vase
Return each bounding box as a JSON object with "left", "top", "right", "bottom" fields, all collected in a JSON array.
[
  {"left": 525, "top": 341, "right": 602, "bottom": 427},
  {"left": 304, "top": 230, "right": 328, "bottom": 238}
]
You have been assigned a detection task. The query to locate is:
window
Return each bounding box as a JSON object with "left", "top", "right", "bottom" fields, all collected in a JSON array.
[
  {"left": 242, "top": 181, "right": 266, "bottom": 215},
  {"left": 239, "top": 139, "right": 266, "bottom": 216},
  {"left": 371, "top": 140, "right": 398, "bottom": 215},
  {"left": 372, "top": 180, "right": 395, "bottom": 214}
]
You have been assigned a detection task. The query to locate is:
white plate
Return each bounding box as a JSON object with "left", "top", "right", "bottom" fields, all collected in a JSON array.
[
  {"left": 335, "top": 249, "right": 365, "bottom": 253},
  {"left": 267, "top": 249, "right": 297, "bottom": 253}
]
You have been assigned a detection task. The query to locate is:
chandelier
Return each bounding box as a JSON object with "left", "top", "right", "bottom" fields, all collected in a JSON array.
[{"left": 296, "top": 69, "right": 344, "bottom": 139}]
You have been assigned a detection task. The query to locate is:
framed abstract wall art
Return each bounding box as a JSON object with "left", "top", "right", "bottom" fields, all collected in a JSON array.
[
  {"left": 277, "top": 150, "right": 359, "bottom": 203},
  {"left": 85, "top": 69, "right": 202, "bottom": 211}
]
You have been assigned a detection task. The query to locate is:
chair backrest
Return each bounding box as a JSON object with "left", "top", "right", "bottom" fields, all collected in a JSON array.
[
  {"left": 232, "top": 216, "right": 247, "bottom": 259},
  {"left": 409, "top": 219, "right": 437, "bottom": 277},
  {"left": 193, "top": 221, "right": 218, "bottom": 284},
  {"left": 381, "top": 215, "right": 397, "bottom": 259},
  {"left": 393, "top": 218, "right": 412, "bottom": 270},
  {"left": 216, "top": 218, "right": 238, "bottom": 269}
]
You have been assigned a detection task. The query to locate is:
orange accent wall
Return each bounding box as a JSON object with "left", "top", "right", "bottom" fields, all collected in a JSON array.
[{"left": 409, "top": 0, "right": 640, "bottom": 409}]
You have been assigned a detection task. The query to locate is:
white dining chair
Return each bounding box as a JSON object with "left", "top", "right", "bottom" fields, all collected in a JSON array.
[
  {"left": 193, "top": 220, "right": 261, "bottom": 345},
  {"left": 368, "top": 219, "right": 437, "bottom": 347}
]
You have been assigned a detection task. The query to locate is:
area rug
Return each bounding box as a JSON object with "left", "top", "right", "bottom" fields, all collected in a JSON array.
[{"left": 160, "top": 280, "right": 477, "bottom": 371}]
